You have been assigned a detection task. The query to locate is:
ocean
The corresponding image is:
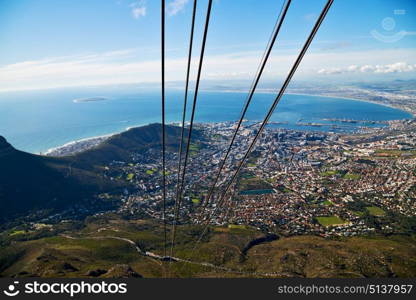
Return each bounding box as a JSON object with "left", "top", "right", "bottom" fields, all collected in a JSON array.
[{"left": 0, "top": 88, "right": 412, "bottom": 154}]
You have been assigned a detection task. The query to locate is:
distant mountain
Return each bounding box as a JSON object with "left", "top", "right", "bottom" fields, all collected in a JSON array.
[{"left": 0, "top": 124, "right": 202, "bottom": 223}]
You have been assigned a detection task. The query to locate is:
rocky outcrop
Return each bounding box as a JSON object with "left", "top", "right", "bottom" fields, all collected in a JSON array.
[{"left": 240, "top": 233, "right": 279, "bottom": 262}]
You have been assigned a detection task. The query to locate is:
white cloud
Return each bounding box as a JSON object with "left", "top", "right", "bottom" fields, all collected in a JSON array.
[
  {"left": 130, "top": 1, "right": 146, "bottom": 19},
  {"left": 347, "top": 65, "right": 358, "bottom": 72},
  {"left": 167, "top": 0, "right": 189, "bottom": 16},
  {"left": 317, "top": 68, "right": 342, "bottom": 75},
  {"left": 1, "top": 48, "right": 415, "bottom": 92},
  {"left": 360, "top": 65, "right": 374, "bottom": 73},
  {"left": 374, "top": 62, "right": 416, "bottom": 73},
  {"left": 317, "top": 62, "right": 416, "bottom": 75},
  {"left": 404, "top": 31, "right": 416, "bottom": 36},
  {"left": 132, "top": 6, "right": 146, "bottom": 19}
]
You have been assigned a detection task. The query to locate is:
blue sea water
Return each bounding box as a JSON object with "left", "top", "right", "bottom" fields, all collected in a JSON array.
[{"left": 0, "top": 88, "right": 412, "bottom": 154}]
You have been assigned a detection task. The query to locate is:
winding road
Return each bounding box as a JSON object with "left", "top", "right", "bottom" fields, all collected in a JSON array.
[{"left": 60, "top": 234, "right": 287, "bottom": 277}]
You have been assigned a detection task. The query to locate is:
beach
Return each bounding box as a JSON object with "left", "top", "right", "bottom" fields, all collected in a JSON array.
[{"left": 44, "top": 134, "right": 113, "bottom": 156}]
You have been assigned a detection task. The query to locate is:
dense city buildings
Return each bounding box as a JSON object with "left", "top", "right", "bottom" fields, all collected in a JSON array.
[{"left": 97, "top": 119, "right": 415, "bottom": 238}]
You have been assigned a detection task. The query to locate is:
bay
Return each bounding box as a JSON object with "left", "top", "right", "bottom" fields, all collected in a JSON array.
[{"left": 0, "top": 88, "right": 412, "bottom": 154}]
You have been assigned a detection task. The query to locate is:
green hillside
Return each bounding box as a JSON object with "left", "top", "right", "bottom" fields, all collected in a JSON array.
[
  {"left": 1, "top": 215, "right": 415, "bottom": 278},
  {"left": 0, "top": 137, "right": 118, "bottom": 223},
  {"left": 71, "top": 124, "right": 202, "bottom": 167},
  {"left": 0, "top": 124, "right": 202, "bottom": 223}
]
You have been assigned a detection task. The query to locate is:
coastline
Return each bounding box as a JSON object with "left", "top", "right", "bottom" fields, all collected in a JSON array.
[
  {"left": 44, "top": 134, "right": 113, "bottom": 156},
  {"left": 41, "top": 92, "right": 413, "bottom": 156},
  {"left": 286, "top": 92, "right": 415, "bottom": 118},
  {"left": 43, "top": 124, "right": 146, "bottom": 156},
  {"left": 202, "top": 88, "right": 415, "bottom": 117}
]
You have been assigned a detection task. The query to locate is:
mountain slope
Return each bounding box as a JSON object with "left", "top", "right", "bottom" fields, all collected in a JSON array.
[
  {"left": 70, "top": 123, "right": 201, "bottom": 167},
  {"left": 0, "top": 124, "right": 202, "bottom": 223},
  {"left": 0, "top": 136, "right": 117, "bottom": 222}
]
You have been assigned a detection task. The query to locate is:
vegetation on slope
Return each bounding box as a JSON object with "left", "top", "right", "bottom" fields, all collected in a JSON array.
[
  {"left": 1, "top": 214, "right": 415, "bottom": 278},
  {"left": 0, "top": 124, "right": 203, "bottom": 223}
]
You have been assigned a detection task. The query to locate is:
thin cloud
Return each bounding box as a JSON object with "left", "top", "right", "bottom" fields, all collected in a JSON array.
[
  {"left": 167, "top": 0, "right": 189, "bottom": 16},
  {"left": 1, "top": 48, "right": 416, "bottom": 92},
  {"left": 317, "top": 62, "right": 416, "bottom": 75},
  {"left": 319, "top": 41, "right": 352, "bottom": 51},
  {"left": 304, "top": 13, "right": 316, "bottom": 22},
  {"left": 404, "top": 31, "right": 416, "bottom": 36},
  {"left": 130, "top": 1, "right": 146, "bottom": 19}
]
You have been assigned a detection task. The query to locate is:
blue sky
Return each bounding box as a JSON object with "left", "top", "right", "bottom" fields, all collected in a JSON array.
[{"left": 0, "top": 0, "right": 415, "bottom": 92}]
